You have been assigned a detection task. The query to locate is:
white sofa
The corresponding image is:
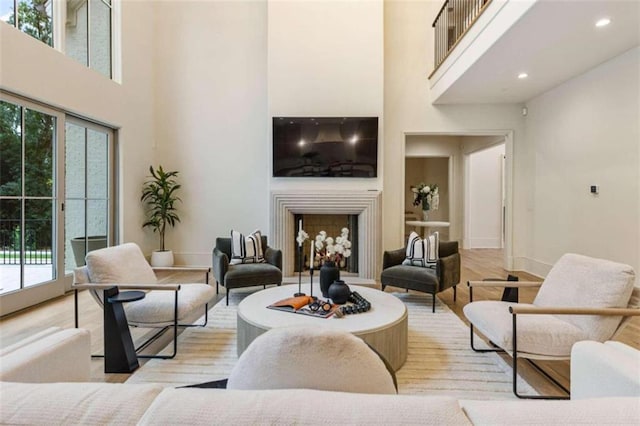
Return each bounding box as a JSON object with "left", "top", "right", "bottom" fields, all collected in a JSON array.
[
  {"left": 0, "top": 327, "right": 90, "bottom": 383},
  {"left": 1, "top": 332, "right": 639, "bottom": 425}
]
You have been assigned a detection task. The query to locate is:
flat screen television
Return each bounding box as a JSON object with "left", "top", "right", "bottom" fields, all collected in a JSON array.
[{"left": 272, "top": 117, "right": 378, "bottom": 178}]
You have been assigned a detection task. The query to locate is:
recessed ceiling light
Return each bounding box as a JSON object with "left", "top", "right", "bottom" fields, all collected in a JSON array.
[
  {"left": 595, "top": 18, "right": 611, "bottom": 27},
  {"left": 517, "top": 72, "right": 528, "bottom": 79},
  {"left": 298, "top": 139, "right": 305, "bottom": 147}
]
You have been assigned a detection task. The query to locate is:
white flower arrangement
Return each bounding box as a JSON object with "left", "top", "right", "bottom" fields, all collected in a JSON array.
[
  {"left": 412, "top": 183, "right": 439, "bottom": 211},
  {"left": 314, "top": 227, "right": 352, "bottom": 265}
]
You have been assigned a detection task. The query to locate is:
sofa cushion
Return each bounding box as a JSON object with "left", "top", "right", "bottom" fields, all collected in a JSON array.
[
  {"left": 86, "top": 243, "right": 157, "bottom": 285},
  {"left": 139, "top": 388, "right": 472, "bottom": 425},
  {"left": 224, "top": 262, "right": 282, "bottom": 288},
  {"left": 381, "top": 264, "right": 438, "bottom": 293},
  {"left": 533, "top": 253, "right": 635, "bottom": 341},
  {"left": 460, "top": 397, "right": 640, "bottom": 425},
  {"left": 463, "top": 301, "right": 589, "bottom": 357},
  {"left": 125, "top": 284, "right": 215, "bottom": 326},
  {"left": 0, "top": 382, "right": 164, "bottom": 425}
]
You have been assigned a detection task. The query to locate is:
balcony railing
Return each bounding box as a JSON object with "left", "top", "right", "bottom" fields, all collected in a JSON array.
[
  {"left": 432, "top": 0, "right": 492, "bottom": 74},
  {"left": 0, "top": 219, "right": 52, "bottom": 265}
]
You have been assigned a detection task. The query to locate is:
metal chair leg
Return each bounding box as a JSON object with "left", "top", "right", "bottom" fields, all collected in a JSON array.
[{"left": 511, "top": 313, "right": 569, "bottom": 399}]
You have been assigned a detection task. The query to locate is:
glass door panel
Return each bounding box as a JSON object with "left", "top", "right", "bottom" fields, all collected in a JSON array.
[
  {"left": 65, "top": 120, "right": 111, "bottom": 271},
  {"left": 23, "top": 198, "right": 54, "bottom": 286},
  {"left": 0, "top": 100, "right": 57, "bottom": 295},
  {"left": 0, "top": 199, "right": 21, "bottom": 293},
  {"left": 0, "top": 101, "right": 21, "bottom": 196}
]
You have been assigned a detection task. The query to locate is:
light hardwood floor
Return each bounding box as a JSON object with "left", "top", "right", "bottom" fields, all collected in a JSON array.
[{"left": 1, "top": 249, "right": 638, "bottom": 394}]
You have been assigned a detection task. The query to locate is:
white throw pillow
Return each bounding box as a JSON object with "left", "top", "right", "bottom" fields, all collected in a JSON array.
[
  {"left": 230, "top": 229, "right": 265, "bottom": 265},
  {"left": 402, "top": 231, "right": 439, "bottom": 268}
]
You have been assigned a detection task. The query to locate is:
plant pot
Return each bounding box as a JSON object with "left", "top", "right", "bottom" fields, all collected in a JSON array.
[
  {"left": 151, "top": 250, "right": 174, "bottom": 267},
  {"left": 319, "top": 261, "right": 340, "bottom": 298},
  {"left": 328, "top": 279, "right": 351, "bottom": 304},
  {"left": 70, "top": 235, "right": 108, "bottom": 266}
]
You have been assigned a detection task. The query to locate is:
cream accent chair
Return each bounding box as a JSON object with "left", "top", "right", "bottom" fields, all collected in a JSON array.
[
  {"left": 73, "top": 243, "right": 216, "bottom": 359},
  {"left": 463, "top": 253, "right": 639, "bottom": 399},
  {"left": 227, "top": 326, "right": 397, "bottom": 394}
]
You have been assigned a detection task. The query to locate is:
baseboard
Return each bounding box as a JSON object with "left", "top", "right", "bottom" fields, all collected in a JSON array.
[
  {"left": 510, "top": 256, "right": 550, "bottom": 279},
  {"left": 467, "top": 238, "right": 502, "bottom": 248}
]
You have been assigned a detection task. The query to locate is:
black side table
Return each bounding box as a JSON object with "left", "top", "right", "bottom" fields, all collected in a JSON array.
[{"left": 104, "top": 286, "right": 145, "bottom": 373}]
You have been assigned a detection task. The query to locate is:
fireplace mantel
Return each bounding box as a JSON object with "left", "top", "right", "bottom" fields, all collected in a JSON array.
[{"left": 270, "top": 190, "right": 382, "bottom": 279}]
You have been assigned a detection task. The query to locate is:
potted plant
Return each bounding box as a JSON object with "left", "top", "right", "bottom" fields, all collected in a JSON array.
[{"left": 141, "top": 165, "right": 181, "bottom": 266}]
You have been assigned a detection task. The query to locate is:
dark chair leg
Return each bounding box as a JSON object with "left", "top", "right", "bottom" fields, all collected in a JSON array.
[
  {"left": 216, "top": 281, "right": 219, "bottom": 294},
  {"left": 405, "top": 288, "right": 409, "bottom": 293},
  {"left": 263, "top": 285, "right": 266, "bottom": 289},
  {"left": 432, "top": 293, "right": 436, "bottom": 313},
  {"left": 226, "top": 290, "right": 229, "bottom": 306},
  {"left": 453, "top": 285, "right": 457, "bottom": 301},
  {"left": 511, "top": 313, "right": 569, "bottom": 399},
  {"left": 381, "top": 284, "right": 386, "bottom": 291}
]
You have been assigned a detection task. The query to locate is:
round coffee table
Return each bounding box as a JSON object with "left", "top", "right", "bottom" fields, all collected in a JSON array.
[{"left": 237, "top": 284, "right": 408, "bottom": 371}]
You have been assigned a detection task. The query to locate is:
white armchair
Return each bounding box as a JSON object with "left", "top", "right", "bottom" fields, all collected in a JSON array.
[
  {"left": 73, "top": 243, "right": 215, "bottom": 359},
  {"left": 463, "top": 253, "right": 639, "bottom": 399}
]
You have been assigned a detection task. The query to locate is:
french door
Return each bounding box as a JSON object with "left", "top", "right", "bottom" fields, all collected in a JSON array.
[{"left": 0, "top": 93, "right": 115, "bottom": 315}]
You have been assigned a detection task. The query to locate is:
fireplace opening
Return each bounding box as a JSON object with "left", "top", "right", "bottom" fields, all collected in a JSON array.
[{"left": 293, "top": 214, "right": 358, "bottom": 273}]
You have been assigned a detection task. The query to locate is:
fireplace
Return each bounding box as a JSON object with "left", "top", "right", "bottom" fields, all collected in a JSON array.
[
  {"left": 293, "top": 214, "right": 358, "bottom": 273},
  {"left": 270, "top": 190, "right": 381, "bottom": 279}
]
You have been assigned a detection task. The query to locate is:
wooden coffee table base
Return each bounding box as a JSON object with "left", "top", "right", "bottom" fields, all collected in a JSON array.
[{"left": 237, "top": 285, "right": 408, "bottom": 371}]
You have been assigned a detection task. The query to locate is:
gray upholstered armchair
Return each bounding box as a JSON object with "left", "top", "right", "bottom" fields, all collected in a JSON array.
[
  {"left": 380, "top": 241, "right": 460, "bottom": 313},
  {"left": 213, "top": 235, "right": 282, "bottom": 305}
]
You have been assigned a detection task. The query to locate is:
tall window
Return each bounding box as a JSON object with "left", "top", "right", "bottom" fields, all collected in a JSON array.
[
  {"left": 0, "top": 0, "right": 53, "bottom": 46},
  {"left": 1, "top": 0, "right": 114, "bottom": 78},
  {"left": 65, "top": 0, "right": 113, "bottom": 78}
]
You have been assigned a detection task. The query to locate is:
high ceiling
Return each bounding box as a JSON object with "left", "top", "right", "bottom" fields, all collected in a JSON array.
[{"left": 433, "top": 0, "right": 640, "bottom": 104}]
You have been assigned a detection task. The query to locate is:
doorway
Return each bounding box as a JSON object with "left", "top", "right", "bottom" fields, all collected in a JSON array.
[
  {"left": 403, "top": 131, "right": 513, "bottom": 270},
  {"left": 464, "top": 143, "right": 506, "bottom": 249}
]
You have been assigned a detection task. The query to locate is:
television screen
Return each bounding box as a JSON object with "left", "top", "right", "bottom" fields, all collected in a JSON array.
[{"left": 272, "top": 117, "right": 378, "bottom": 178}]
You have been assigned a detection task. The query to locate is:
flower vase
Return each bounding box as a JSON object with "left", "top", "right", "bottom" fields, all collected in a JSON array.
[
  {"left": 328, "top": 279, "right": 351, "bottom": 304},
  {"left": 319, "top": 261, "right": 340, "bottom": 298},
  {"left": 422, "top": 209, "right": 430, "bottom": 221}
]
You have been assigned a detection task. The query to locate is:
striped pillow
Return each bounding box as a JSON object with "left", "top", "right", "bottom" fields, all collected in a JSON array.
[
  {"left": 230, "top": 229, "right": 265, "bottom": 265},
  {"left": 402, "top": 231, "right": 439, "bottom": 268}
]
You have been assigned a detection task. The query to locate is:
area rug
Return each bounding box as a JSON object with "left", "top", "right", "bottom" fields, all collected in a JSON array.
[{"left": 126, "top": 288, "right": 537, "bottom": 399}]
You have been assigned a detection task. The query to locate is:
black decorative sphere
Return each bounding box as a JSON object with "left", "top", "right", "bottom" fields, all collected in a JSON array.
[{"left": 328, "top": 280, "right": 351, "bottom": 304}]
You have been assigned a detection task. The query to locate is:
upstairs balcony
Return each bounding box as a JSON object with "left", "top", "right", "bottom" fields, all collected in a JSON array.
[
  {"left": 432, "top": 0, "right": 491, "bottom": 72},
  {"left": 428, "top": 0, "right": 639, "bottom": 104}
]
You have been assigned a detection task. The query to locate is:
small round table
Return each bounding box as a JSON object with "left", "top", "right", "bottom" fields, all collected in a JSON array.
[
  {"left": 237, "top": 284, "right": 408, "bottom": 371},
  {"left": 405, "top": 220, "right": 450, "bottom": 238}
]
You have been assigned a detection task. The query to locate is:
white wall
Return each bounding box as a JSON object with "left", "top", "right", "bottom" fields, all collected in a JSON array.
[
  {"left": 384, "top": 0, "right": 526, "bottom": 268},
  {"left": 524, "top": 47, "right": 639, "bottom": 277},
  {"left": 268, "top": 0, "right": 384, "bottom": 192},
  {"left": 466, "top": 143, "right": 505, "bottom": 248},
  {"left": 152, "top": 0, "right": 268, "bottom": 264}
]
